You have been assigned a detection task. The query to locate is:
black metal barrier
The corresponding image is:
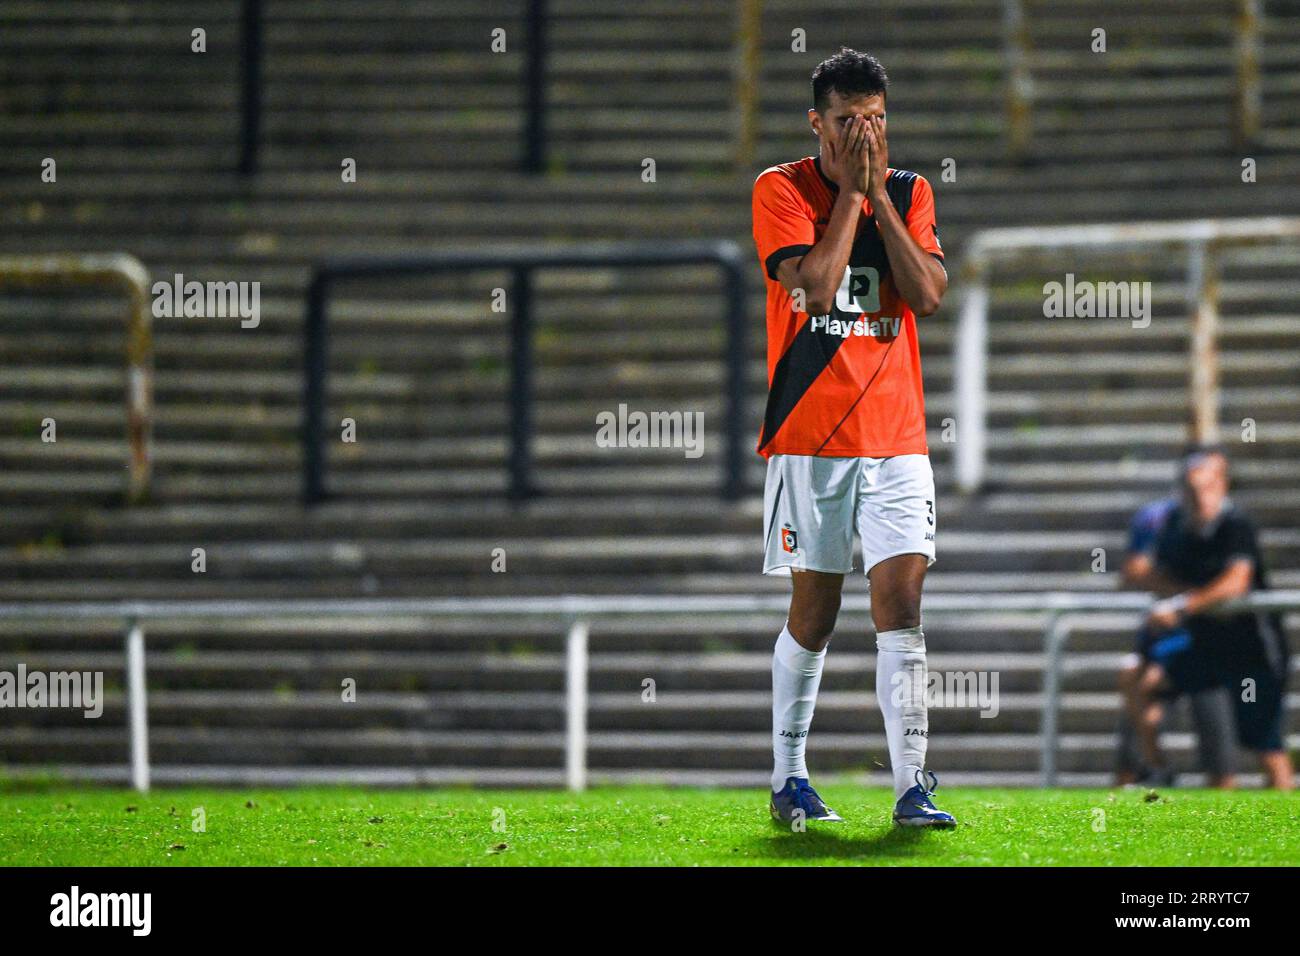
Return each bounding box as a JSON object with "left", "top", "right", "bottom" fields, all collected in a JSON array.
[
  {"left": 238, "top": 0, "right": 263, "bottom": 175},
  {"left": 301, "top": 241, "right": 750, "bottom": 506},
  {"left": 239, "top": 0, "right": 550, "bottom": 175},
  {"left": 524, "top": 0, "right": 548, "bottom": 173}
]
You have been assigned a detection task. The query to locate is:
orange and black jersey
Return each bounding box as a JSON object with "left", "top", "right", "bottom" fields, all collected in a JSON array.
[{"left": 751, "top": 155, "right": 943, "bottom": 458}]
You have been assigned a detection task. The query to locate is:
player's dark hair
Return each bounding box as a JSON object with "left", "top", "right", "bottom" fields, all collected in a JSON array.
[{"left": 811, "top": 48, "right": 889, "bottom": 112}]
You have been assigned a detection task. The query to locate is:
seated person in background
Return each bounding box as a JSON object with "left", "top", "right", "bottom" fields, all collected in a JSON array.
[
  {"left": 1132, "top": 445, "right": 1293, "bottom": 790},
  {"left": 1115, "top": 495, "right": 1202, "bottom": 786}
]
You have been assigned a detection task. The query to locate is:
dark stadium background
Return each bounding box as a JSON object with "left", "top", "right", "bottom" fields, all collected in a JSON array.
[{"left": 1, "top": 0, "right": 1297, "bottom": 792}]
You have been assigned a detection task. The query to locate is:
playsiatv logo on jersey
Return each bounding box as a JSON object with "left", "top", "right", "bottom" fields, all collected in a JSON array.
[{"left": 809, "top": 314, "right": 901, "bottom": 340}]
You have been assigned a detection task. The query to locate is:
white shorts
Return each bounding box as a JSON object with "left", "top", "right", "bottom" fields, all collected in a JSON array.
[{"left": 762, "top": 453, "right": 937, "bottom": 577}]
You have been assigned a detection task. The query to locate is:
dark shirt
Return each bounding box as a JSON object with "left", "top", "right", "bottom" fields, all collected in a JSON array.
[{"left": 1152, "top": 502, "right": 1288, "bottom": 675}]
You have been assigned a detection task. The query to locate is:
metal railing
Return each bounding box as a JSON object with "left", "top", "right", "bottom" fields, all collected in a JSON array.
[
  {"left": 952, "top": 217, "right": 1300, "bottom": 495},
  {"left": 2, "top": 591, "right": 1294, "bottom": 791},
  {"left": 0, "top": 253, "right": 154, "bottom": 504},
  {"left": 300, "top": 241, "right": 750, "bottom": 506}
]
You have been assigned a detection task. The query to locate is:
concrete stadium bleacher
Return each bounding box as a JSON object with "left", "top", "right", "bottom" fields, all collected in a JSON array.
[{"left": 1, "top": 0, "right": 1298, "bottom": 787}]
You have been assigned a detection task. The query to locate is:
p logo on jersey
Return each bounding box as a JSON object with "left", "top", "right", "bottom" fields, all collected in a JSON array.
[{"left": 781, "top": 525, "right": 799, "bottom": 553}]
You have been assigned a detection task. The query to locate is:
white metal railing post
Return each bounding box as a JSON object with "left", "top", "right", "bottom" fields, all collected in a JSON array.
[
  {"left": 954, "top": 265, "right": 990, "bottom": 494},
  {"left": 1040, "top": 613, "right": 1074, "bottom": 787},
  {"left": 565, "top": 618, "right": 589, "bottom": 791},
  {"left": 124, "top": 617, "right": 151, "bottom": 792}
]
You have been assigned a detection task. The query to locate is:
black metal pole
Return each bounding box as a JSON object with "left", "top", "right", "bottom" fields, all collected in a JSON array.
[
  {"left": 239, "top": 0, "right": 264, "bottom": 176},
  {"left": 509, "top": 267, "right": 536, "bottom": 501},
  {"left": 302, "top": 274, "right": 329, "bottom": 506},
  {"left": 523, "top": 0, "right": 547, "bottom": 173},
  {"left": 722, "top": 259, "right": 748, "bottom": 500}
]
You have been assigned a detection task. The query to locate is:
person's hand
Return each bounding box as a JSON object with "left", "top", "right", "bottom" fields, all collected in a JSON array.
[
  {"left": 863, "top": 114, "right": 889, "bottom": 204},
  {"left": 821, "top": 114, "right": 869, "bottom": 196},
  {"left": 1146, "top": 596, "right": 1187, "bottom": 632}
]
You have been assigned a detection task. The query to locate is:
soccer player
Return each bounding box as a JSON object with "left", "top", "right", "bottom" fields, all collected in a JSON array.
[
  {"left": 751, "top": 49, "right": 954, "bottom": 827},
  {"left": 1133, "top": 446, "right": 1293, "bottom": 789}
]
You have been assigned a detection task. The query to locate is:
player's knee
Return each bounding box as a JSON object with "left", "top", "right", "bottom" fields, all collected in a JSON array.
[
  {"left": 787, "top": 597, "right": 840, "bottom": 647},
  {"left": 872, "top": 592, "right": 921, "bottom": 632}
]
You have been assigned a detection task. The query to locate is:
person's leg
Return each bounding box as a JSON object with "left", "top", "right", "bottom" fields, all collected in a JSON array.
[
  {"left": 770, "top": 570, "right": 844, "bottom": 791},
  {"left": 1115, "top": 657, "right": 1146, "bottom": 785},
  {"left": 1130, "top": 663, "right": 1171, "bottom": 771},
  {"left": 1232, "top": 667, "right": 1294, "bottom": 790},
  {"left": 1258, "top": 752, "right": 1295, "bottom": 791},
  {"left": 868, "top": 552, "right": 929, "bottom": 798},
  {"left": 854, "top": 454, "right": 949, "bottom": 826},
  {"left": 1114, "top": 717, "right": 1144, "bottom": 786},
  {"left": 1187, "top": 686, "right": 1237, "bottom": 789},
  {"left": 763, "top": 453, "right": 856, "bottom": 798},
  {"left": 787, "top": 569, "right": 844, "bottom": 652}
]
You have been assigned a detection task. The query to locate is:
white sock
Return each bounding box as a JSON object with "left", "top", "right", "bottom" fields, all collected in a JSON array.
[
  {"left": 771, "top": 623, "right": 827, "bottom": 792},
  {"left": 875, "top": 625, "right": 928, "bottom": 799}
]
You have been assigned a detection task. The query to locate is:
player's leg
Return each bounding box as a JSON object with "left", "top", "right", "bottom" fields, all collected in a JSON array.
[
  {"left": 768, "top": 570, "right": 845, "bottom": 822},
  {"left": 857, "top": 454, "right": 953, "bottom": 827},
  {"left": 868, "top": 555, "right": 932, "bottom": 781},
  {"left": 772, "top": 570, "right": 843, "bottom": 791},
  {"left": 762, "top": 454, "right": 855, "bottom": 823},
  {"left": 787, "top": 568, "right": 843, "bottom": 652}
]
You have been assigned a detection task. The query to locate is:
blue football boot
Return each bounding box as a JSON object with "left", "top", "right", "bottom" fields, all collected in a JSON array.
[
  {"left": 891, "top": 769, "right": 957, "bottom": 828},
  {"left": 769, "top": 776, "right": 844, "bottom": 824}
]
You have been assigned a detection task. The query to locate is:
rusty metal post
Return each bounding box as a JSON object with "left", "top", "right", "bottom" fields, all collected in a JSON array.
[
  {"left": 1186, "top": 240, "right": 1221, "bottom": 445},
  {"left": 1003, "top": 0, "right": 1033, "bottom": 162},
  {"left": 1234, "top": 0, "right": 1262, "bottom": 153},
  {"left": 734, "top": 0, "right": 763, "bottom": 172}
]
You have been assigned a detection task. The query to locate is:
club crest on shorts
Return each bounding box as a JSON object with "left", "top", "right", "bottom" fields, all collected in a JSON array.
[{"left": 781, "top": 524, "right": 799, "bottom": 553}]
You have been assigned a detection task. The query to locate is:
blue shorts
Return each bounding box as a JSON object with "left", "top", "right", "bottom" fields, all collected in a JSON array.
[{"left": 1141, "top": 627, "right": 1191, "bottom": 665}]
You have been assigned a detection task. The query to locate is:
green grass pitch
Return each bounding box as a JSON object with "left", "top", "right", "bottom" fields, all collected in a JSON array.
[{"left": 0, "top": 784, "right": 1293, "bottom": 866}]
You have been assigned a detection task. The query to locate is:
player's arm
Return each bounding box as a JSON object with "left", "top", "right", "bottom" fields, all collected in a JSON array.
[
  {"left": 1120, "top": 552, "right": 1156, "bottom": 590},
  {"left": 863, "top": 116, "right": 947, "bottom": 317},
  {"left": 1147, "top": 559, "right": 1253, "bottom": 631},
  {"left": 774, "top": 115, "right": 871, "bottom": 315}
]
